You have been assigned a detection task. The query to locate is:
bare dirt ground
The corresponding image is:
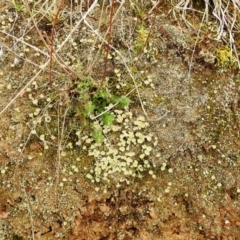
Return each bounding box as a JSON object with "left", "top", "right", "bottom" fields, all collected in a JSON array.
[{"left": 0, "top": 1, "right": 240, "bottom": 239}]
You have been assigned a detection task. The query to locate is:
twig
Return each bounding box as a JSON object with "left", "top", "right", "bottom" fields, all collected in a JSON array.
[
  {"left": 148, "top": 0, "right": 163, "bottom": 15},
  {"left": 23, "top": 0, "right": 78, "bottom": 81},
  {"left": 54, "top": 103, "right": 70, "bottom": 195},
  {"left": 84, "top": 0, "right": 126, "bottom": 74},
  {"left": 186, "top": 8, "right": 208, "bottom": 87},
  {"left": 0, "top": 30, "right": 48, "bottom": 57},
  {"left": 22, "top": 182, "right": 35, "bottom": 240},
  {"left": 48, "top": 0, "right": 65, "bottom": 84},
  {"left": 101, "top": 0, "right": 114, "bottom": 87}
]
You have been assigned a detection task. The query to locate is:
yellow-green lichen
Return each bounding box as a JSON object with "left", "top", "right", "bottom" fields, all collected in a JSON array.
[
  {"left": 215, "top": 47, "right": 238, "bottom": 69},
  {"left": 134, "top": 25, "right": 149, "bottom": 53}
]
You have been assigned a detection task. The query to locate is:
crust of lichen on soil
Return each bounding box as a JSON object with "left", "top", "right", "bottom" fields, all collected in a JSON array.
[{"left": 0, "top": 0, "right": 240, "bottom": 239}]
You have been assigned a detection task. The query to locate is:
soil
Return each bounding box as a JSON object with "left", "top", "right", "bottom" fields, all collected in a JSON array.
[{"left": 0, "top": 1, "right": 240, "bottom": 240}]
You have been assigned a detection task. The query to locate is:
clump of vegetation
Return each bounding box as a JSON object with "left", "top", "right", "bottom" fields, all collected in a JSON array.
[
  {"left": 72, "top": 75, "right": 131, "bottom": 128},
  {"left": 172, "top": 0, "right": 240, "bottom": 69},
  {"left": 134, "top": 24, "right": 149, "bottom": 53},
  {"left": 215, "top": 47, "right": 238, "bottom": 69}
]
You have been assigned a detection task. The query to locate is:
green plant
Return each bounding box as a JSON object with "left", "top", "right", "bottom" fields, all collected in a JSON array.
[
  {"left": 215, "top": 47, "right": 238, "bottom": 69},
  {"left": 11, "top": 0, "right": 24, "bottom": 12},
  {"left": 134, "top": 25, "right": 149, "bottom": 53},
  {"left": 91, "top": 123, "right": 104, "bottom": 143},
  {"left": 74, "top": 78, "right": 130, "bottom": 118},
  {"left": 132, "top": 2, "right": 145, "bottom": 19},
  {"left": 71, "top": 75, "right": 131, "bottom": 143}
]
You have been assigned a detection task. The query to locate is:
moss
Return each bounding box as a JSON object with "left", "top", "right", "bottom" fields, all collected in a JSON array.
[
  {"left": 215, "top": 47, "right": 238, "bottom": 69},
  {"left": 12, "top": 235, "right": 23, "bottom": 240},
  {"left": 134, "top": 25, "right": 149, "bottom": 53},
  {"left": 152, "top": 97, "right": 166, "bottom": 105}
]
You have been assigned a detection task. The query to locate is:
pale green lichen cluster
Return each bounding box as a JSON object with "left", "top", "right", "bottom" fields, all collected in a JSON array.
[{"left": 77, "top": 110, "right": 158, "bottom": 183}]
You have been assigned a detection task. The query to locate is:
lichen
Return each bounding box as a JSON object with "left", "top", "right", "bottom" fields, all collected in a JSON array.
[
  {"left": 215, "top": 47, "right": 238, "bottom": 69},
  {"left": 134, "top": 25, "right": 149, "bottom": 53}
]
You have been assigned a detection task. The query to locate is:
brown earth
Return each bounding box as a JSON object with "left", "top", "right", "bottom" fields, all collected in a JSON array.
[{"left": 0, "top": 1, "right": 240, "bottom": 240}]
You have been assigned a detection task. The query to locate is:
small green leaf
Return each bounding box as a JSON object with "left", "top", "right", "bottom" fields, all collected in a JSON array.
[
  {"left": 117, "top": 96, "right": 131, "bottom": 108},
  {"left": 101, "top": 113, "right": 115, "bottom": 126},
  {"left": 94, "top": 89, "right": 111, "bottom": 100},
  {"left": 91, "top": 126, "right": 104, "bottom": 143},
  {"left": 84, "top": 101, "right": 95, "bottom": 117}
]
